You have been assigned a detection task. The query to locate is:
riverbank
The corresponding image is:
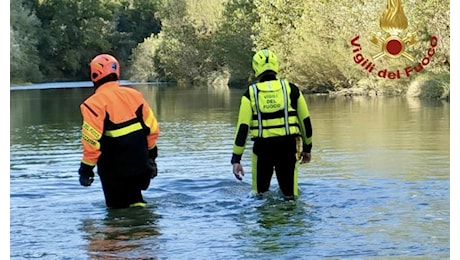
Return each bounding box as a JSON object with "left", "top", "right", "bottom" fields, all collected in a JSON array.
[
  {"left": 10, "top": 80, "right": 170, "bottom": 91},
  {"left": 11, "top": 74, "right": 450, "bottom": 101},
  {"left": 304, "top": 73, "right": 450, "bottom": 101}
]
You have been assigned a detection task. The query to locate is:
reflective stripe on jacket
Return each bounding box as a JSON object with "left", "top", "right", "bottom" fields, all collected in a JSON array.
[
  {"left": 80, "top": 82, "right": 159, "bottom": 175},
  {"left": 248, "top": 79, "right": 300, "bottom": 138},
  {"left": 232, "top": 78, "right": 312, "bottom": 158}
]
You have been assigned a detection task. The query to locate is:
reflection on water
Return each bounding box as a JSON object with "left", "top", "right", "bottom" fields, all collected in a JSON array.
[
  {"left": 10, "top": 88, "right": 92, "bottom": 129},
  {"left": 135, "top": 84, "right": 234, "bottom": 123},
  {"left": 10, "top": 84, "right": 450, "bottom": 259},
  {"left": 81, "top": 205, "right": 161, "bottom": 259},
  {"left": 249, "top": 195, "right": 313, "bottom": 256},
  {"left": 307, "top": 95, "right": 450, "bottom": 182}
]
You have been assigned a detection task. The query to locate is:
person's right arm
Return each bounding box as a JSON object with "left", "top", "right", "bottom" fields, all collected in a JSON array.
[
  {"left": 78, "top": 98, "right": 104, "bottom": 186},
  {"left": 231, "top": 90, "right": 252, "bottom": 180},
  {"left": 80, "top": 99, "right": 104, "bottom": 167}
]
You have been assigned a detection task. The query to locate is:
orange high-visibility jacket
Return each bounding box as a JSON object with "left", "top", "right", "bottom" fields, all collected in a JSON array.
[{"left": 80, "top": 82, "right": 159, "bottom": 176}]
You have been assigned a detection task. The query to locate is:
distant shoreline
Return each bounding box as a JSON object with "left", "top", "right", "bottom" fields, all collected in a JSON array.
[{"left": 10, "top": 80, "right": 169, "bottom": 91}]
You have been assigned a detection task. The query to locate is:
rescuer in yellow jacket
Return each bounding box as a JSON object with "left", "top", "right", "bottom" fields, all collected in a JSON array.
[
  {"left": 231, "top": 49, "right": 312, "bottom": 199},
  {"left": 78, "top": 53, "right": 160, "bottom": 209}
]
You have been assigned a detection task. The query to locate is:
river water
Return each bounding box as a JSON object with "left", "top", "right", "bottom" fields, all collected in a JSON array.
[{"left": 10, "top": 83, "right": 450, "bottom": 259}]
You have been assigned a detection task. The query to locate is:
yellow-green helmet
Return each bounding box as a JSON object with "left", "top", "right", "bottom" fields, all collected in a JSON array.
[{"left": 252, "top": 49, "right": 279, "bottom": 78}]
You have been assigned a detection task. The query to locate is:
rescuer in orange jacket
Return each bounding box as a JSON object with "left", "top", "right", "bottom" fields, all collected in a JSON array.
[{"left": 78, "top": 53, "right": 160, "bottom": 209}]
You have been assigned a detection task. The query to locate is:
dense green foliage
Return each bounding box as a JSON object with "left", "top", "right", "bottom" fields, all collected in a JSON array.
[
  {"left": 10, "top": 0, "right": 43, "bottom": 82},
  {"left": 11, "top": 0, "right": 161, "bottom": 83},
  {"left": 11, "top": 0, "right": 450, "bottom": 95}
]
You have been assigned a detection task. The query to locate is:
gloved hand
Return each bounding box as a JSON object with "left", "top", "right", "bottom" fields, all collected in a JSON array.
[
  {"left": 78, "top": 163, "right": 95, "bottom": 186},
  {"left": 147, "top": 146, "right": 158, "bottom": 179},
  {"left": 147, "top": 159, "right": 157, "bottom": 179},
  {"left": 149, "top": 146, "right": 158, "bottom": 160}
]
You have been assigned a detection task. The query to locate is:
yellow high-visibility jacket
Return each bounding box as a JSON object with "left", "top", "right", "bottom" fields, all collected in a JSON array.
[{"left": 232, "top": 78, "right": 312, "bottom": 163}]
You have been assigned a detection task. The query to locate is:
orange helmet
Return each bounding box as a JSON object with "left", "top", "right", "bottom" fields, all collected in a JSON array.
[{"left": 89, "top": 54, "right": 120, "bottom": 83}]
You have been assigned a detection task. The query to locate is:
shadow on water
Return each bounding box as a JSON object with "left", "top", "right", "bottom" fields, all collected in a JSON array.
[{"left": 79, "top": 205, "right": 162, "bottom": 260}]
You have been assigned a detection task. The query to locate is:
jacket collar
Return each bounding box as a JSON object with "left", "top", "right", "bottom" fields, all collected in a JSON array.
[{"left": 95, "top": 81, "right": 119, "bottom": 93}]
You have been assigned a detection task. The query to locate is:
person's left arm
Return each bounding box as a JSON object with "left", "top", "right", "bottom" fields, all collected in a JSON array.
[
  {"left": 141, "top": 101, "right": 159, "bottom": 153},
  {"left": 141, "top": 98, "right": 160, "bottom": 177},
  {"left": 290, "top": 83, "right": 312, "bottom": 163}
]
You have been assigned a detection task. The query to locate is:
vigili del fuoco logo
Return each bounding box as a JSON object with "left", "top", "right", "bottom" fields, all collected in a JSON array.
[{"left": 350, "top": 0, "right": 438, "bottom": 79}]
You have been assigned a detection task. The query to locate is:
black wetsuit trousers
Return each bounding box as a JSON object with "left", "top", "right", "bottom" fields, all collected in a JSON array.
[
  {"left": 99, "top": 171, "right": 151, "bottom": 209},
  {"left": 252, "top": 135, "right": 298, "bottom": 197}
]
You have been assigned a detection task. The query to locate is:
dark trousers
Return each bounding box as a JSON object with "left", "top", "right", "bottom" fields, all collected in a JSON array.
[
  {"left": 99, "top": 171, "right": 151, "bottom": 209},
  {"left": 252, "top": 136, "right": 298, "bottom": 197}
]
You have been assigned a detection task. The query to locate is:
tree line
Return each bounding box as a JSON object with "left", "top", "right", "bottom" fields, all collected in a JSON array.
[{"left": 11, "top": 0, "right": 450, "bottom": 92}]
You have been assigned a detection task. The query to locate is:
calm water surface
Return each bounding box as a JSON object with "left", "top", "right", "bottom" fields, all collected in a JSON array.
[{"left": 10, "top": 84, "right": 450, "bottom": 259}]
